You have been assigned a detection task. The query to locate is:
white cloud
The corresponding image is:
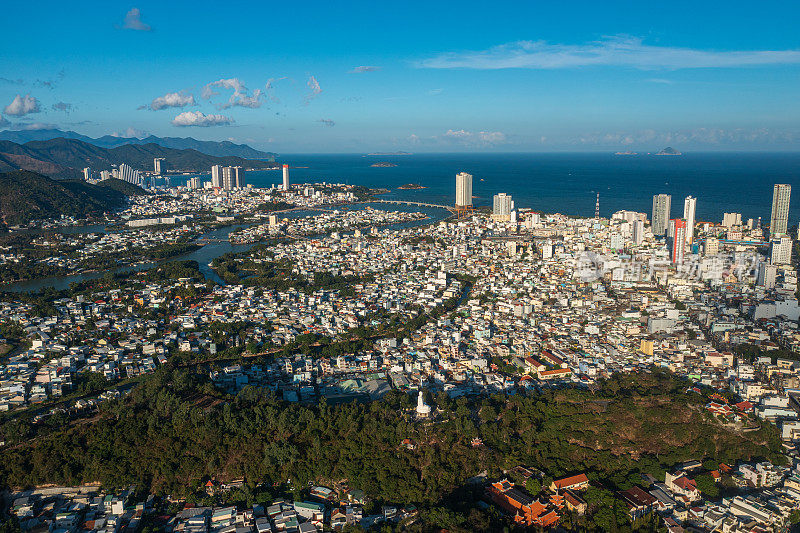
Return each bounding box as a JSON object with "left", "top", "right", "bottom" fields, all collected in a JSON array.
[
  {"left": 305, "top": 76, "right": 322, "bottom": 104},
  {"left": 349, "top": 66, "right": 381, "bottom": 73},
  {"left": 0, "top": 116, "right": 8, "bottom": 128},
  {"left": 111, "top": 127, "right": 147, "bottom": 138},
  {"left": 478, "top": 131, "right": 507, "bottom": 144},
  {"left": 202, "top": 78, "right": 245, "bottom": 99},
  {"left": 172, "top": 111, "right": 233, "bottom": 127},
  {"left": 3, "top": 94, "right": 40, "bottom": 116},
  {"left": 15, "top": 122, "right": 58, "bottom": 130},
  {"left": 122, "top": 8, "right": 151, "bottom": 31},
  {"left": 202, "top": 78, "right": 262, "bottom": 109},
  {"left": 418, "top": 35, "right": 800, "bottom": 70},
  {"left": 443, "top": 129, "right": 507, "bottom": 145},
  {"left": 148, "top": 91, "right": 196, "bottom": 111},
  {"left": 229, "top": 89, "right": 262, "bottom": 109},
  {"left": 443, "top": 129, "right": 472, "bottom": 140}
]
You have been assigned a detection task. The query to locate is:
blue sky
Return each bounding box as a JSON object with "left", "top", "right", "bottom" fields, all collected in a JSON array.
[{"left": 1, "top": 0, "right": 799, "bottom": 152}]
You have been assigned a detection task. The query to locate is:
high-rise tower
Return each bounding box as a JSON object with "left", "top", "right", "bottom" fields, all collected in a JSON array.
[
  {"left": 683, "top": 196, "right": 696, "bottom": 244},
  {"left": 770, "top": 184, "right": 791, "bottom": 237},
  {"left": 282, "top": 164, "right": 290, "bottom": 191},
  {"left": 455, "top": 172, "right": 472, "bottom": 208},
  {"left": 652, "top": 194, "right": 672, "bottom": 236}
]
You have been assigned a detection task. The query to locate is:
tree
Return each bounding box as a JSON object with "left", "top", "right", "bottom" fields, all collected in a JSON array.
[
  {"left": 525, "top": 478, "right": 541, "bottom": 495},
  {"left": 695, "top": 473, "right": 719, "bottom": 498}
]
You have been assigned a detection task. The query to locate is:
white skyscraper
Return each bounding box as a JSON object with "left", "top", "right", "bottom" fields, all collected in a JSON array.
[
  {"left": 683, "top": 196, "right": 696, "bottom": 244},
  {"left": 455, "top": 172, "right": 472, "bottom": 207},
  {"left": 282, "top": 164, "right": 290, "bottom": 191},
  {"left": 722, "top": 212, "right": 742, "bottom": 228},
  {"left": 771, "top": 236, "right": 792, "bottom": 265},
  {"left": 83, "top": 167, "right": 91, "bottom": 181},
  {"left": 233, "top": 166, "right": 245, "bottom": 188},
  {"left": 211, "top": 165, "right": 222, "bottom": 188},
  {"left": 757, "top": 263, "right": 777, "bottom": 289},
  {"left": 153, "top": 158, "right": 164, "bottom": 175},
  {"left": 222, "top": 166, "right": 236, "bottom": 190},
  {"left": 652, "top": 194, "right": 671, "bottom": 236},
  {"left": 770, "top": 184, "right": 791, "bottom": 237},
  {"left": 117, "top": 163, "right": 142, "bottom": 186},
  {"left": 492, "top": 193, "right": 513, "bottom": 221},
  {"left": 632, "top": 219, "right": 644, "bottom": 245}
]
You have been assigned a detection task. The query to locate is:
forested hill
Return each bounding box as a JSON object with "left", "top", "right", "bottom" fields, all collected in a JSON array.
[
  {"left": 0, "top": 171, "right": 144, "bottom": 226},
  {"left": 0, "top": 138, "right": 276, "bottom": 180},
  {"left": 0, "top": 369, "right": 783, "bottom": 531}
]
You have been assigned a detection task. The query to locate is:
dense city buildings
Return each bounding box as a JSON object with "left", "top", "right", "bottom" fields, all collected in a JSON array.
[{"left": 1, "top": 173, "right": 800, "bottom": 533}]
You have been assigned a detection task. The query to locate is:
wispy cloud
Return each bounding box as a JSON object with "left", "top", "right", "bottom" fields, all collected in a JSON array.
[
  {"left": 645, "top": 78, "right": 675, "bottom": 84},
  {"left": 443, "top": 129, "right": 507, "bottom": 145},
  {"left": 418, "top": 35, "right": 800, "bottom": 70},
  {"left": 111, "top": 127, "right": 147, "bottom": 138},
  {"left": 146, "top": 91, "right": 196, "bottom": 111},
  {"left": 3, "top": 94, "right": 40, "bottom": 116},
  {"left": 0, "top": 116, "right": 9, "bottom": 128},
  {"left": 574, "top": 127, "right": 800, "bottom": 146},
  {"left": 0, "top": 77, "right": 24, "bottom": 85},
  {"left": 14, "top": 122, "right": 58, "bottom": 131},
  {"left": 349, "top": 66, "right": 381, "bottom": 73},
  {"left": 202, "top": 78, "right": 262, "bottom": 109},
  {"left": 305, "top": 76, "right": 322, "bottom": 104},
  {"left": 318, "top": 118, "right": 335, "bottom": 127},
  {"left": 36, "top": 69, "right": 66, "bottom": 89},
  {"left": 172, "top": 111, "right": 233, "bottom": 127},
  {"left": 52, "top": 102, "right": 74, "bottom": 113},
  {"left": 122, "top": 8, "right": 151, "bottom": 31}
]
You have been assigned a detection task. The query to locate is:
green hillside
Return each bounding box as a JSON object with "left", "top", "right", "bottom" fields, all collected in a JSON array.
[{"left": 0, "top": 171, "right": 140, "bottom": 226}]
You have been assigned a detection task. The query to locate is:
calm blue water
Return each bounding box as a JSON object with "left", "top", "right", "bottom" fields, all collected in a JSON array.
[{"left": 214, "top": 152, "right": 800, "bottom": 225}]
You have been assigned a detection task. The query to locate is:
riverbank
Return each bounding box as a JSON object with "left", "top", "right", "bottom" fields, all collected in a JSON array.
[{"left": 0, "top": 202, "right": 452, "bottom": 293}]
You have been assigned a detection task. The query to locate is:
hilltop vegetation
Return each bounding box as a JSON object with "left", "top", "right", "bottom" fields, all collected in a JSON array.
[
  {"left": 0, "top": 171, "right": 144, "bottom": 226},
  {"left": 0, "top": 369, "right": 782, "bottom": 532}
]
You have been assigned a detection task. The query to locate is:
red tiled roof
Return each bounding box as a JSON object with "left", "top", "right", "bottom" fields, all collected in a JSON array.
[{"left": 553, "top": 474, "right": 589, "bottom": 490}]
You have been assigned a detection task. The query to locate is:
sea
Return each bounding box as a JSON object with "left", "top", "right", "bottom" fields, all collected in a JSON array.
[{"left": 183, "top": 152, "right": 800, "bottom": 225}]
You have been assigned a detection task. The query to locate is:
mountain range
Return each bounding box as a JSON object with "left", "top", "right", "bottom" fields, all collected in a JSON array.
[
  {"left": 0, "top": 129, "right": 276, "bottom": 160},
  {"left": 0, "top": 138, "right": 277, "bottom": 180}
]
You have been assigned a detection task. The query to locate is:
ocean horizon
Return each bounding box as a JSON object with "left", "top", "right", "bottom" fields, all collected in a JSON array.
[{"left": 186, "top": 152, "right": 800, "bottom": 225}]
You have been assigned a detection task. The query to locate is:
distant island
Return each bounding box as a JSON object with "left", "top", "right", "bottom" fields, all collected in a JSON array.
[
  {"left": 370, "top": 162, "right": 398, "bottom": 168},
  {"left": 397, "top": 183, "right": 427, "bottom": 190},
  {"left": 614, "top": 151, "right": 638, "bottom": 156},
  {"left": 367, "top": 151, "right": 412, "bottom": 156},
  {"left": 655, "top": 146, "right": 682, "bottom": 156}
]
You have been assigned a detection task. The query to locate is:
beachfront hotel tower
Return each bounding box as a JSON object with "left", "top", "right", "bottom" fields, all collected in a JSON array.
[{"left": 455, "top": 172, "right": 473, "bottom": 208}]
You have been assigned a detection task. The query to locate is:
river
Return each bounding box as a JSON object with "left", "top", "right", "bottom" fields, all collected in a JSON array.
[{"left": 2, "top": 203, "right": 451, "bottom": 293}]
